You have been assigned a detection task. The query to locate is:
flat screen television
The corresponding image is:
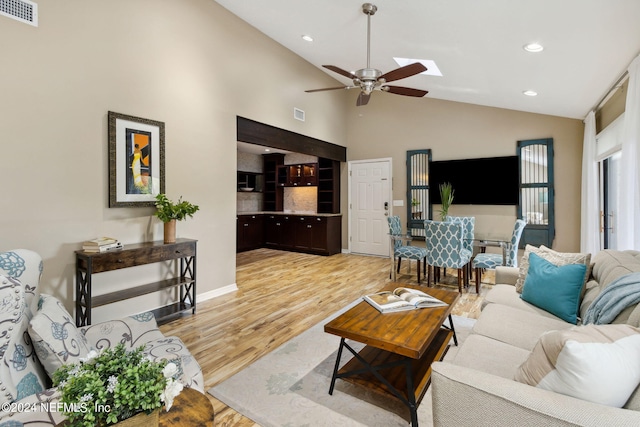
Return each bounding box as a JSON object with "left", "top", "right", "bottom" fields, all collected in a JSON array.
[{"left": 429, "top": 156, "right": 519, "bottom": 205}]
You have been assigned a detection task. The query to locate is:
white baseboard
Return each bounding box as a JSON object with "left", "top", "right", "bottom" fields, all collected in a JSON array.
[
  {"left": 198, "top": 283, "right": 238, "bottom": 302},
  {"left": 341, "top": 248, "right": 350, "bottom": 254}
]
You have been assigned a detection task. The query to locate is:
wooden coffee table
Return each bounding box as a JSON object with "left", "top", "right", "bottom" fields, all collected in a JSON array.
[
  {"left": 324, "top": 284, "right": 460, "bottom": 427},
  {"left": 160, "top": 387, "right": 214, "bottom": 426}
]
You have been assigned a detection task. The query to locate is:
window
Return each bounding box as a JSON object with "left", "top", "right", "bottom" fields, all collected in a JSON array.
[
  {"left": 406, "top": 149, "right": 432, "bottom": 237},
  {"left": 517, "top": 138, "right": 555, "bottom": 248}
]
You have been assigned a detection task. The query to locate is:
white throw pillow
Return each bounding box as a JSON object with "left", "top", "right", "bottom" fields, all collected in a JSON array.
[
  {"left": 515, "top": 324, "right": 640, "bottom": 407},
  {"left": 28, "top": 294, "right": 92, "bottom": 377}
]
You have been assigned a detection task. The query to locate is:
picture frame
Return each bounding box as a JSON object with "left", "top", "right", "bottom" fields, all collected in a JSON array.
[{"left": 108, "top": 111, "right": 165, "bottom": 207}]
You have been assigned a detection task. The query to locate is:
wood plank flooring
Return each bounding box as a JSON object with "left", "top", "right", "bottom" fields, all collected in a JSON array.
[{"left": 159, "top": 249, "right": 494, "bottom": 426}]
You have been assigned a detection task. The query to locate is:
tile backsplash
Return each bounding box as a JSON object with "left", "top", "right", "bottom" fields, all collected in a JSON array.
[{"left": 284, "top": 186, "right": 317, "bottom": 213}]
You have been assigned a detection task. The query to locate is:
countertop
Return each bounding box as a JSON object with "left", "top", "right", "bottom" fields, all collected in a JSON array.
[{"left": 237, "top": 211, "right": 342, "bottom": 217}]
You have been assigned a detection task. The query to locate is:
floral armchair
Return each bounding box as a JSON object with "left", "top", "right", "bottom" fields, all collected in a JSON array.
[{"left": 0, "top": 249, "right": 203, "bottom": 427}]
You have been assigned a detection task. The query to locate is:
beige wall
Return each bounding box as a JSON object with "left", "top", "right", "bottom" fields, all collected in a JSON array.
[
  {"left": 1, "top": 1, "right": 585, "bottom": 321},
  {"left": 344, "top": 95, "right": 584, "bottom": 252},
  {"left": 0, "top": 0, "right": 348, "bottom": 321}
]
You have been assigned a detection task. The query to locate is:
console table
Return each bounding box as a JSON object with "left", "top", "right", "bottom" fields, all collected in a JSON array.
[{"left": 75, "top": 238, "right": 197, "bottom": 327}]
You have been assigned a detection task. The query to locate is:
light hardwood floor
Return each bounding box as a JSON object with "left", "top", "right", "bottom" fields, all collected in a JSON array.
[{"left": 159, "top": 248, "right": 495, "bottom": 426}]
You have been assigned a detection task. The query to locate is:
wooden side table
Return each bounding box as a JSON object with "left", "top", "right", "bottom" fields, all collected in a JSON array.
[{"left": 160, "top": 387, "right": 214, "bottom": 426}]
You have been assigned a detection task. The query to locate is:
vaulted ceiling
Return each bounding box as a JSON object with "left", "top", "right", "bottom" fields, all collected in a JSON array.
[{"left": 215, "top": 0, "right": 640, "bottom": 119}]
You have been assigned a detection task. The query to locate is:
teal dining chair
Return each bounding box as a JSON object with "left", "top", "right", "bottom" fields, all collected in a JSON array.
[
  {"left": 388, "top": 216, "right": 428, "bottom": 283},
  {"left": 424, "top": 220, "right": 472, "bottom": 293},
  {"left": 472, "top": 219, "right": 527, "bottom": 291}
]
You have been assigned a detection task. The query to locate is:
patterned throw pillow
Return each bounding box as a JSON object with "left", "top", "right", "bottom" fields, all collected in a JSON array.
[
  {"left": 515, "top": 245, "right": 592, "bottom": 294},
  {"left": 515, "top": 324, "right": 640, "bottom": 407},
  {"left": 0, "top": 275, "right": 47, "bottom": 405},
  {"left": 28, "top": 294, "right": 92, "bottom": 378}
]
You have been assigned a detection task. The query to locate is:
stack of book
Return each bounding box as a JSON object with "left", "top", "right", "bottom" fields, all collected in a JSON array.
[{"left": 82, "top": 237, "right": 123, "bottom": 253}]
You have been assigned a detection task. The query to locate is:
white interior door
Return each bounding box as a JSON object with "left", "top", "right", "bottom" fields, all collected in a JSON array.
[{"left": 349, "top": 159, "right": 392, "bottom": 256}]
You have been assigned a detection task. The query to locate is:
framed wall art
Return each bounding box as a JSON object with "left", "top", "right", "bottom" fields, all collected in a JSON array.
[{"left": 108, "top": 111, "right": 165, "bottom": 207}]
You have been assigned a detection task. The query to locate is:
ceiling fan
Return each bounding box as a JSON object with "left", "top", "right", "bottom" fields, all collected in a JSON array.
[{"left": 306, "top": 3, "right": 428, "bottom": 106}]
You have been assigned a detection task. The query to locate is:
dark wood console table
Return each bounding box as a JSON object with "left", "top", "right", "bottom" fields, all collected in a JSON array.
[{"left": 75, "top": 238, "right": 197, "bottom": 327}]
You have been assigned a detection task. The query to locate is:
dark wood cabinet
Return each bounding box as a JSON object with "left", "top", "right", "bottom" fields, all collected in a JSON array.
[
  {"left": 263, "top": 154, "right": 284, "bottom": 211},
  {"left": 237, "top": 215, "right": 264, "bottom": 252},
  {"left": 318, "top": 158, "right": 340, "bottom": 214},
  {"left": 292, "top": 216, "right": 339, "bottom": 253},
  {"left": 75, "top": 239, "right": 197, "bottom": 326},
  {"left": 277, "top": 163, "right": 318, "bottom": 187},
  {"left": 264, "top": 214, "right": 293, "bottom": 248},
  {"left": 239, "top": 214, "right": 341, "bottom": 255},
  {"left": 237, "top": 171, "right": 263, "bottom": 192}
]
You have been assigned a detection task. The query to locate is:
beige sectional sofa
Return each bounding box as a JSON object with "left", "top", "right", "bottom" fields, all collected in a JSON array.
[{"left": 431, "top": 249, "right": 640, "bottom": 426}]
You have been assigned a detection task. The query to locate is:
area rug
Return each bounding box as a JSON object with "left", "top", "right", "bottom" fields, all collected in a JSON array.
[{"left": 209, "top": 305, "right": 476, "bottom": 427}]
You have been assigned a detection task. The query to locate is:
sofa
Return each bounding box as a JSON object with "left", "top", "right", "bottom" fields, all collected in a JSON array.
[
  {"left": 0, "top": 249, "right": 204, "bottom": 426},
  {"left": 431, "top": 248, "right": 640, "bottom": 426}
]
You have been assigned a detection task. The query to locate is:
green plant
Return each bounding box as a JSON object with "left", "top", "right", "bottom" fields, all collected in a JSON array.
[
  {"left": 154, "top": 194, "right": 199, "bottom": 223},
  {"left": 411, "top": 198, "right": 420, "bottom": 208},
  {"left": 52, "top": 344, "right": 183, "bottom": 427},
  {"left": 439, "top": 182, "right": 455, "bottom": 220}
]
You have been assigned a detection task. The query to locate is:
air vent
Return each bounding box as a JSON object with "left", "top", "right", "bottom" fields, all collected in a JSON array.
[
  {"left": 1, "top": 0, "right": 38, "bottom": 27},
  {"left": 294, "top": 107, "right": 305, "bottom": 122}
]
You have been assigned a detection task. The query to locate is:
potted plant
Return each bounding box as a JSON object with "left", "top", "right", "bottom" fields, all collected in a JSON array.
[
  {"left": 439, "top": 182, "right": 455, "bottom": 220},
  {"left": 52, "top": 344, "right": 183, "bottom": 427},
  {"left": 154, "top": 194, "right": 199, "bottom": 243},
  {"left": 411, "top": 198, "right": 421, "bottom": 219}
]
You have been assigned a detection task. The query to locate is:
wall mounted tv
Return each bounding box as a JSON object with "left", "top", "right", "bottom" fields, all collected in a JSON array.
[{"left": 429, "top": 156, "right": 519, "bottom": 205}]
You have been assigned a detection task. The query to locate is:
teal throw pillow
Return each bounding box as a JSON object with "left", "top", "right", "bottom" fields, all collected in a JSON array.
[{"left": 520, "top": 252, "right": 587, "bottom": 324}]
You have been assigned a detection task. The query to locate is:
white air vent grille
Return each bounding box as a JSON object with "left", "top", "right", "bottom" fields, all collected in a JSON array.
[
  {"left": 1, "top": 0, "right": 38, "bottom": 26},
  {"left": 294, "top": 107, "right": 305, "bottom": 122}
]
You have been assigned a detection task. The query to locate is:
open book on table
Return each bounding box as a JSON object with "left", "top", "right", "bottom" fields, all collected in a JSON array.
[{"left": 363, "top": 287, "right": 448, "bottom": 313}]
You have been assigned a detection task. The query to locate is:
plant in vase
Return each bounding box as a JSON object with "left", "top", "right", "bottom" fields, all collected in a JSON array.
[
  {"left": 439, "top": 182, "right": 455, "bottom": 220},
  {"left": 411, "top": 198, "right": 421, "bottom": 219},
  {"left": 52, "top": 344, "right": 183, "bottom": 427},
  {"left": 154, "top": 194, "right": 199, "bottom": 243}
]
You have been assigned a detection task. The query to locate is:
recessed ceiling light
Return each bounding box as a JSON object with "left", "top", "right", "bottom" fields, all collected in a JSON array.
[
  {"left": 265, "top": 148, "right": 270, "bottom": 152},
  {"left": 523, "top": 90, "right": 538, "bottom": 97},
  {"left": 301, "top": 35, "right": 313, "bottom": 42},
  {"left": 523, "top": 43, "right": 544, "bottom": 53},
  {"left": 393, "top": 58, "right": 442, "bottom": 76}
]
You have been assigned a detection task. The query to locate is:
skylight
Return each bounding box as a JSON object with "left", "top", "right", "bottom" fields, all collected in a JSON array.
[{"left": 393, "top": 58, "right": 442, "bottom": 76}]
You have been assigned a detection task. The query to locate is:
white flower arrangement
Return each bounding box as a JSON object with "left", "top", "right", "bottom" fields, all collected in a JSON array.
[{"left": 53, "top": 344, "right": 183, "bottom": 427}]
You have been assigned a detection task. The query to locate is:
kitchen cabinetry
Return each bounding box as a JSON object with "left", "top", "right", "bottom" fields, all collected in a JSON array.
[
  {"left": 237, "top": 214, "right": 264, "bottom": 252},
  {"left": 293, "top": 216, "right": 334, "bottom": 253},
  {"left": 262, "top": 214, "right": 341, "bottom": 255},
  {"left": 277, "top": 163, "right": 318, "bottom": 187},
  {"left": 263, "top": 154, "right": 284, "bottom": 211},
  {"left": 237, "top": 171, "right": 263, "bottom": 192},
  {"left": 318, "top": 158, "right": 340, "bottom": 214},
  {"left": 264, "top": 214, "right": 293, "bottom": 248},
  {"left": 75, "top": 239, "right": 197, "bottom": 326}
]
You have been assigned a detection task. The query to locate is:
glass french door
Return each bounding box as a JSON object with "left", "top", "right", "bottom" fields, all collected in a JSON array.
[{"left": 600, "top": 151, "right": 621, "bottom": 249}]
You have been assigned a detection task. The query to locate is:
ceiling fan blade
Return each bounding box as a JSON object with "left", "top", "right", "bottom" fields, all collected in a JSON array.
[
  {"left": 383, "top": 86, "right": 428, "bottom": 97},
  {"left": 305, "top": 86, "right": 353, "bottom": 93},
  {"left": 323, "top": 65, "right": 358, "bottom": 80},
  {"left": 379, "top": 63, "right": 428, "bottom": 83},
  {"left": 356, "top": 92, "right": 371, "bottom": 106}
]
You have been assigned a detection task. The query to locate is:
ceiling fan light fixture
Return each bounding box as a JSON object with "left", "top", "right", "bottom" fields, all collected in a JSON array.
[
  {"left": 523, "top": 43, "right": 544, "bottom": 53},
  {"left": 304, "top": 3, "right": 429, "bottom": 106}
]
